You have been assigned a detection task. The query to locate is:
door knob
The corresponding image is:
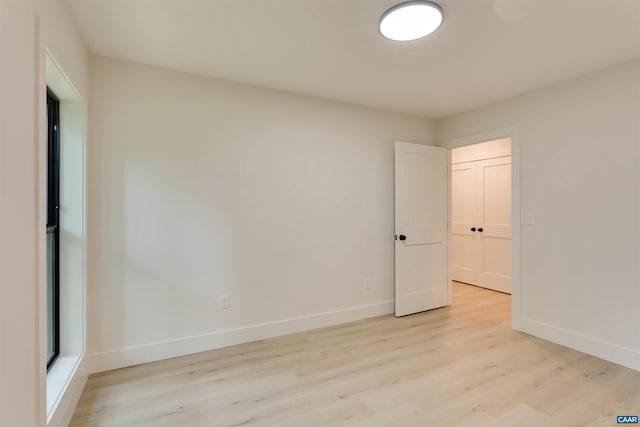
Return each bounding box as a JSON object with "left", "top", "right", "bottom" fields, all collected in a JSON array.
[
  {"left": 399, "top": 235, "right": 407, "bottom": 241},
  {"left": 470, "top": 227, "right": 476, "bottom": 232},
  {"left": 477, "top": 227, "right": 483, "bottom": 232}
]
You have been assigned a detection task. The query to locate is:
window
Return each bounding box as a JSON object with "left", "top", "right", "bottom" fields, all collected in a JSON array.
[{"left": 46, "top": 88, "right": 60, "bottom": 370}]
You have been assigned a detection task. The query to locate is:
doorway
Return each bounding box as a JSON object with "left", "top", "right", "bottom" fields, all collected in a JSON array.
[
  {"left": 450, "top": 137, "right": 512, "bottom": 294},
  {"left": 441, "top": 126, "right": 521, "bottom": 328},
  {"left": 394, "top": 126, "right": 521, "bottom": 327}
]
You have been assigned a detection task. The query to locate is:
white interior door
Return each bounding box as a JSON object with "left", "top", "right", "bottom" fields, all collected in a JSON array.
[
  {"left": 450, "top": 152, "right": 512, "bottom": 294},
  {"left": 394, "top": 142, "right": 448, "bottom": 317},
  {"left": 477, "top": 157, "right": 512, "bottom": 292},
  {"left": 451, "top": 162, "right": 479, "bottom": 285}
]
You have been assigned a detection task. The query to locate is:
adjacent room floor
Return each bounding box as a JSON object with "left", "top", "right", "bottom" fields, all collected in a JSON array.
[{"left": 70, "top": 283, "right": 640, "bottom": 426}]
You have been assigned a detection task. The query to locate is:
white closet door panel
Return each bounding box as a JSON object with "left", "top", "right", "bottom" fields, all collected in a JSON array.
[
  {"left": 478, "top": 157, "right": 512, "bottom": 293},
  {"left": 451, "top": 234, "right": 476, "bottom": 284},
  {"left": 482, "top": 159, "right": 512, "bottom": 235},
  {"left": 483, "top": 238, "right": 512, "bottom": 281},
  {"left": 451, "top": 163, "right": 478, "bottom": 283}
]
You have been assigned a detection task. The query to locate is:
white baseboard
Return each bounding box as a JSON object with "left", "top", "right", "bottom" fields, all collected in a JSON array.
[
  {"left": 516, "top": 316, "right": 640, "bottom": 372},
  {"left": 89, "top": 300, "right": 394, "bottom": 373},
  {"left": 47, "top": 354, "right": 88, "bottom": 427}
]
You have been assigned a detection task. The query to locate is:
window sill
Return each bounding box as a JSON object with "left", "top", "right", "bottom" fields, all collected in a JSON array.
[{"left": 46, "top": 353, "right": 82, "bottom": 420}]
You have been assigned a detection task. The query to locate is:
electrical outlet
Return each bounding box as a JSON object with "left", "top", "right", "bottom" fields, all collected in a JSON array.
[
  {"left": 219, "top": 294, "right": 230, "bottom": 309},
  {"left": 527, "top": 211, "right": 535, "bottom": 225},
  {"left": 364, "top": 278, "right": 371, "bottom": 290}
]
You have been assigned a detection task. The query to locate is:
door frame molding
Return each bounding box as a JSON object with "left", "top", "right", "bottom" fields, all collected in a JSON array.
[{"left": 438, "top": 125, "right": 521, "bottom": 330}]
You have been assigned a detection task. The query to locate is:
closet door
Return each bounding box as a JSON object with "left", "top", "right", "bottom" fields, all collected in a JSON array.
[
  {"left": 477, "top": 157, "right": 512, "bottom": 293},
  {"left": 451, "top": 162, "right": 479, "bottom": 284}
]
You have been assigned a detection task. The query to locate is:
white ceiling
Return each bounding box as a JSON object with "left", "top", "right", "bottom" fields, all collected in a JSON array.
[{"left": 67, "top": 0, "right": 640, "bottom": 119}]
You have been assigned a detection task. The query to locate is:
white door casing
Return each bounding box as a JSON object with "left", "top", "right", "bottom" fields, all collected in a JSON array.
[
  {"left": 439, "top": 125, "right": 520, "bottom": 327},
  {"left": 394, "top": 142, "right": 449, "bottom": 316}
]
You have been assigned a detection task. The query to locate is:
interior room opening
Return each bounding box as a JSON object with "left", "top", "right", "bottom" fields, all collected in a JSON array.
[{"left": 450, "top": 137, "right": 512, "bottom": 309}]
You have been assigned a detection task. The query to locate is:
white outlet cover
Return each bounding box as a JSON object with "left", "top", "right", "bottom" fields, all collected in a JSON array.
[
  {"left": 527, "top": 212, "right": 535, "bottom": 225},
  {"left": 219, "top": 295, "right": 230, "bottom": 309}
]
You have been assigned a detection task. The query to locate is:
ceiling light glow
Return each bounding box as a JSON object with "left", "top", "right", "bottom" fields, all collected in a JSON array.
[{"left": 379, "top": 1, "right": 443, "bottom": 42}]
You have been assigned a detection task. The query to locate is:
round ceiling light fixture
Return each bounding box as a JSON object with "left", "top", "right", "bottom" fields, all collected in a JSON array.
[{"left": 379, "top": 1, "right": 443, "bottom": 41}]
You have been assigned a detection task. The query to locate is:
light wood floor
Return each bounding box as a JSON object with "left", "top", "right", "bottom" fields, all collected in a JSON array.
[{"left": 70, "top": 283, "right": 640, "bottom": 427}]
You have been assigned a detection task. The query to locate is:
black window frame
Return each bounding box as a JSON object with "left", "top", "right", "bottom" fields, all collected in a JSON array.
[{"left": 46, "top": 88, "right": 61, "bottom": 370}]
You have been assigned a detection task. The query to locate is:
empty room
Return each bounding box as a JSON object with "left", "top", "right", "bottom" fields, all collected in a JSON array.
[{"left": 1, "top": 0, "right": 640, "bottom": 426}]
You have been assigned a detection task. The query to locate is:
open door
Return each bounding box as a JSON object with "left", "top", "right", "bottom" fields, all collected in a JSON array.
[{"left": 395, "top": 142, "right": 449, "bottom": 316}]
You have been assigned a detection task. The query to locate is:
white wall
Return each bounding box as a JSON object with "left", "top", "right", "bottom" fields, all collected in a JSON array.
[
  {"left": 438, "top": 59, "right": 640, "bottom": 370},
  {"left": 87, "top": 56, "right": 435, "bottom": 371},
  {"left": 41, "top": 3, "right": 89, "bottom": 425},
  {"left": 0, "top": 0, "right": 88, "bottom": 425},
  {"left": 41, "top": 0, "right": 88, "bottom": 100},
  {"left": 0, "top": 1, "right": 41, "bottom": 425},
  {"left": 451, "top": 137, "right": 511, "bottom": 164}
]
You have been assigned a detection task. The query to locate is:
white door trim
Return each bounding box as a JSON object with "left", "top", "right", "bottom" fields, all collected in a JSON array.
[{"left": 438, "top": 125, "right": 522, "bottom": 330}]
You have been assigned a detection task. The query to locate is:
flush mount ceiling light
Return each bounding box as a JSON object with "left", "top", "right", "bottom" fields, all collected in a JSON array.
[{"left": 379, "top": 1, "right": 443, "bottom": 41}]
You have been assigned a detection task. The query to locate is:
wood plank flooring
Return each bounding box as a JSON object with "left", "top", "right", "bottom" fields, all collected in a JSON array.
[{"left": 70, "top": 283, "right": 640, "bottom": 426}]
